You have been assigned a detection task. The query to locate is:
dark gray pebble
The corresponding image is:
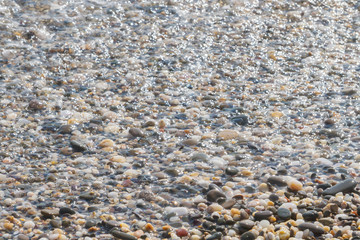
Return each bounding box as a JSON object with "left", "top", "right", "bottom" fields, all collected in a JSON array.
[
  {"left": 206, "top": 232, "right": 222, "bottom": 240},
  {"left": 50, "top": 219, "right": 62, "bottom": 228},
  {"left": 238, "top": 220, "right": 255, "bottom": 230},
  {"left": 62, "top": 220, "right": 71, "bottom": 228},
  {"left": 207, "top": 189, "right": 226, "bottom": 202},
  {"left": 87, "top": 206, "right": 99, "bottom": 212},
  {"left": 254, "top": 210, "right": 273, "bottom": 221},
  {"left": 129, "top": 128, "right": 144, "bottom": 137},
  {"left": 267, "top": 176, "right": 287, "bottom": 186},
  {"left": 111, "top": 229, "right": 137, "bottom": 240},
  {"left": 231, "top": 115, "right": 249, "bottom": 126},
  {"left": 302, "top": 210, "right": 319, "bottom": 221},
  {"left": 225, "top": 166, "right": 239, "bottom": 176},
  {"left": 318, "top": 217, "right": 334, "bottom": 226},
  {"left": 269, "top": 193, "right": 279, "bottom": 202},
  {"left": 70, "top": 140, "right": 87, "bottom": 152},
  {"left": 298, "top": 222, "right": 325, "bottom": 235},
  {"left": 277, "top": 208, "right": 291, "bottom": 220},
  {"left": 322, "top": 179, "right": 357, "bottom": 195},
  {"left": 104, "top": 220, "right": 119, "bottom": 229},
  {"left": 240, "top": 231, "right": 256, "bottom": 240},
  {"left": 317, "top": 183, "right": 331, "bottom": 190},
  {"left": 85, "top": 219, "right": 98, "bottom": 229},
  {"left": 59, "top": 207, "right": 76, "bottom": 215},
  {"left": 164, "top": 167, "right": 180, "bottom": 177},
  {"left": 58, "top": 124, "right": 76, "bottom": 134}
]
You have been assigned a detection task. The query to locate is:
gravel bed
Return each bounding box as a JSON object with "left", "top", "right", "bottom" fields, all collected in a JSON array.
[{"left": 1, "top": 0, "right": 360, "bottom": 239}]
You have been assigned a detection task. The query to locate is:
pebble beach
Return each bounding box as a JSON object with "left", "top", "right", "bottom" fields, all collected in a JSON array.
[{"left": 1, "top": 0, "right": 360, "bottom": 239}]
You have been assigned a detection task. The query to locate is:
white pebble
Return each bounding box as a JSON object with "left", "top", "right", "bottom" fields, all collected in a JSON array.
[
  {"left": 165, "top": 207, "right": 189, "bottom": 216},
  {"left": 24, "top": 221, "right": 35, "bottom": 229},
  {"left": 108, "top": 192, "right": 118, "bottom": 198},
  {"left": 259, "top": 220, "right": 270, "bottom": 228}
]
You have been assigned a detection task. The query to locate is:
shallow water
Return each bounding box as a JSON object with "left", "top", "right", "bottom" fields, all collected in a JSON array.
[{"left": 1, "top": 0, "right": 360, "bottom": 239}]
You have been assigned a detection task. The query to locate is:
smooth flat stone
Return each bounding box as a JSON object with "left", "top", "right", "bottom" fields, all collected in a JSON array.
[
  {"left": 298, "top": 223, "right": 325, "bottom": 235},
  {"left": 254, "top": 210, "right": 273, "bottom": 221},
  {"left": 207, "top": 189, "right": 226, "bottom": 202},
  {"left": 111, "top": 230, "right": 137, "bottom": 240},
  {"left": 322, "top": 179, "right": 357, "bottom": 195},
  {"left": 267, "top": 176, "right": 287, "bottom": 186}
]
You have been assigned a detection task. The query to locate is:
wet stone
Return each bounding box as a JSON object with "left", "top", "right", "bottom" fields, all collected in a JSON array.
[
  {"left": 254, "top": 211, "right": 273, "bottom": 221},
  {"left": 28, "top": 99, "right": 46, "bottom": 110},
  {"left": 40, "top": 209, "right": 59, "bottom": 219},
  {"left": 70, "top": 140, "right": 88, "bottom": 152},
  {"left": 164, "top": 167, "right": 180, "bottom": 177},
  {"left": 129, "top": 128, "right": 144, "bottom": 137},
  {"left": 225, "top": 166, "right": 239, "bottom": 176},
  {"left": 59, "top": 207, "right": 76, "bottom": 215},
  {"left": 85, "top": 219, "right": 98, "bottom": 229},
  {"left": 50, "top": 219, "right": 61, "bottom": 228},
  {"left": 231, "top": 115, "right": 249, "bottom": 126},
  {"left": 207, "top": 189, "right": 226, "bottom": 202},
  {"left": 322, "top": 179, "right": 357, "bottom": 195},
  {"left": 111, "top": 229, "right": 137, "bottom": 240},
  {"left": 238, "top": 220, "right": 255, "bottom": 230},
  {"left": 206, "top": 232, "right": 222, "bottom": 240},
  {"left": 191, "top": 152, "right": 209, "bottom": 161},
  {"left": 79, "top": 192, "right": 97, "bottom": 201},
  {"left": 58, "top": 124, "right": 76, "bottom": 134},
  {"left": 277, "top": 208, "right": 291, "bottom": 220},
  {"left": 221, "top": 199, "right": 236, "bottom": 209},
  {"left": 302, "top": 210, "right": 319, "bottom": 221},
  {"left": 240, "top": 231, "right": 256, "bottom": 240},
  {"left": 298, "top": 222, "right": 325, "bottom": 235},
  {"left": 62, "top": 219, "right": 71, "bottom": 228},
  {"left": 318, "top": 217, "right": 334, "bottom": 226},
  {"left": 269, "top": 194, "right": 279, "bottom": 202},
  {"left": 267, "top": 176, "right": 287, "bottom": 186}
]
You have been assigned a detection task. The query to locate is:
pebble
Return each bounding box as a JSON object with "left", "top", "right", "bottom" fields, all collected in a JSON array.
[
  {"left": 302, "top": 210, "right": 319, "bottom": 221},
  {"left": 23, "top": 221, "right": 35, "bottom": 229},
  {"left": 288, "top": 179, "right": 303, "bottom": 191},
  {"left": 176, "top": 228, "right": 188, "bottom": 237},
  {"left": 206, "top": 232, "right": 222, "bottom": 240},
  {"left": 98, "top": 139, "right": 115, "bottom": 148},
  {"left": 59, "top": 207, "right": 76, "bottom": 215},
  {"left": 298, "top": 223, "right": 325, "bottom": 235},
  {"left": 206, "top": 189, "right": 226, "bottom": 203},
  {"left": 111, "top": 230, "right": 137, "bottom": 240},
  {"left": 277, "top": 208, "right": 291, "bottom": 220},
  {"left": 70, "top": 140, "right": 88, "bottom": 152},
  {"left": 218, "top": 129, "right": 240, "bottom": 140},
  {"left": 225, "top": 166, "right": 239, "bottom": 176},
  {"left": 58, "top": 124, "right": 76, "bottom": 134},
  {"left": 50, "top": 219, "right": 62, "bottom": 228},
  {"left": 231, "top": 115, "right": 249, "bottom": 126},
  {"left": 322, "top": 179, "right": 357, "bottom": 195},
  {"left": 254, "top": 211, "right": 273, "bottom": 221},
  {"left": 240, "top": 231, "right": 256, "bottom": 240},
  {"left": 129, "top": 128, "right": 144, "bottom": 137},
  {"left": 267, "top": 176, "right": 287, "bottom": 186}
]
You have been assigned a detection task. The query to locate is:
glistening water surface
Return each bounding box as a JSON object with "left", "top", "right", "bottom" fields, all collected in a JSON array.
[{"left": 1, "top": 0, "right": 360, "bottom": 239}]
